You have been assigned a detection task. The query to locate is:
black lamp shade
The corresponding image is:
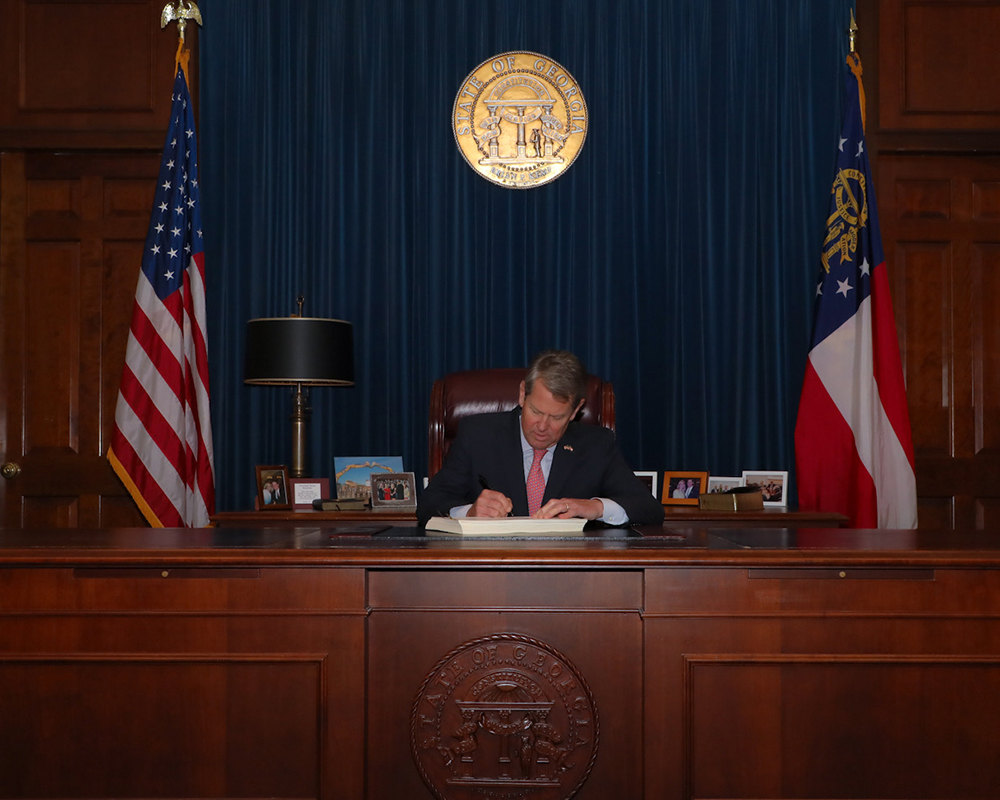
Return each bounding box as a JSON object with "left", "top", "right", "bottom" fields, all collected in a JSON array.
[{"left": 244, "top": 317, "right": 355, "bottom": 386}]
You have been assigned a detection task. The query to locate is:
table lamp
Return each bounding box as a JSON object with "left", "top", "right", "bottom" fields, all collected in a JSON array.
[{"left": 244, "top": 306, "right": 355, "bottom": 478}]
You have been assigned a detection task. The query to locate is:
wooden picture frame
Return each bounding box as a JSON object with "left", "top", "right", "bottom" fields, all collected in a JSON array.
[
  {"left": 256, "top": 465, "right": 291, "bottom": 510},
  {"left": 662, "top": 471, "right": 709, "bottom": 505},
  {"left": 741, "top": 470, "right": 789, "bottom": 507},
  {"left": 289, "top": 477, "right": 329, "bottom": 509},
  {"left": 370, "top": 472, "right": 417, "bottom": 509}
]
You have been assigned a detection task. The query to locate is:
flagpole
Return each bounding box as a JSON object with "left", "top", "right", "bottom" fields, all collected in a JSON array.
[
  {"left": 847, "top": 10, "right": 866, "bottom": 132},
  {"left": 160, "top": 1, "right": 202, "bottom": 79}
]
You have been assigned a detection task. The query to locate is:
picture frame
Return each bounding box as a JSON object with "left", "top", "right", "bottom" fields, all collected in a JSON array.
[
  {"left": 662, "top": 471, "right": 709, "bottom": 505},
  {"left": 256, "top": 465, "right": 291, "bottom": 510},
  {"left": 289, "top": 477, "right": 329, "bottom": 510},
  {"left": 633, "top": 471, "right": 658, "bottom": 498},
  {"left": 741, "top": 470, "right": 789, "bottom": 507},
  {"left": 334, "top": 456, "right": 404, "bottom": 502},
  {"left": 370, "top": 472, "right": 417, "bottom": 509},
  {"left": 707, "top": 475, "right": 744, "bottom": 494}
]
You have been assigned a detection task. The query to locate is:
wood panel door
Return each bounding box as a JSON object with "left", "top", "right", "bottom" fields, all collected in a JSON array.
[
  {"left": 0, "top": 151, "right": 152, "bottom": 527},
  {"left": 878, "top": 155, "right": 1000, "bottom": 529},
  {"left": 0, "top": 1, "right": 186, "bottom": 527},
  {"left": 868, "top": 0, "right": 1000, "bottom": 527}
]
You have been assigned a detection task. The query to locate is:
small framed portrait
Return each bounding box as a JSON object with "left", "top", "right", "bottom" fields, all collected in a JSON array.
[
  {"left": 289, "top": 477, "right": 329, "bottom": 509},
  {"left": 256, "top": 465, "right": 291, "bottom": 510},
  {"left": 662, "top": 471, "right": 709, "bottom": 505},
  {"left": 633, "top": 471, "right": 658, "bottom": 498},
  {"left": 707, "top": 475, "right": 744, "bottom": 494},
  {"left": 370, "top": 472, "right": 417, "bottom": 509},
  {"left": 741, "top": 470, "right": 789, "bottom": 507}
]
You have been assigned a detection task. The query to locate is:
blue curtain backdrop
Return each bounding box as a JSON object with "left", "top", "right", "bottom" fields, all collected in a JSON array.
[{"left": 200, "top": 0, "right": 854, "bottom": 510}]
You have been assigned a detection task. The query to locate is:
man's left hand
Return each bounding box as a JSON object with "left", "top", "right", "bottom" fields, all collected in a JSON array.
[{"left": 534, "top": 498, "right": 604, "bottom": 520}]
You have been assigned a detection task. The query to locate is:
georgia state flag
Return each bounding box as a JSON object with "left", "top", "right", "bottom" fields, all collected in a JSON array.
[{"left": 795, "top": 53, "right": 917, "bottom": 529}]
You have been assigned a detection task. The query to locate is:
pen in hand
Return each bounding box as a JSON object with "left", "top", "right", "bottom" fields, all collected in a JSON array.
[{"left": 478, "top": 474, "right": 513, "bottom": 516}]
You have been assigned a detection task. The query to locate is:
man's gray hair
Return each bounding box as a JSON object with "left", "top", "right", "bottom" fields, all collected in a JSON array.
[{"left": 524, "top": 350, "right": 587, "bottom": 406}]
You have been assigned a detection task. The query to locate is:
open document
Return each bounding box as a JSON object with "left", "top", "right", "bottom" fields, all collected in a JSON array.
[{"left": 424, "top": 516, "right": 587, "bottom": 536}]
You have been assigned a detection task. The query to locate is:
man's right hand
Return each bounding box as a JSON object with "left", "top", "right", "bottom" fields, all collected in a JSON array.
[{"left": 469, "top": 489, "right": 513, "bottom": 518}]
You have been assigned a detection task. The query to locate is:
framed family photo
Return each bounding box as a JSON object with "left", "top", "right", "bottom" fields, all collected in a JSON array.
[
  {"left": 662, "top": 471, "right": 709, "bottom": 505},
  {"left": 370, "top": 472, "right": 417, "bottom": 509},
  {"left": 256, "top": 465, "right": 291, "bottom": 510},
  {"left": 707, "top": 475, "right": 744, "bottom": 494},
  {"left": 741, "top": 470, "right": 789, "bottom": 507}
]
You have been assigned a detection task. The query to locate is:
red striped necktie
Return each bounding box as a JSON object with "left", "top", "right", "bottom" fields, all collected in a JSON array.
[{"left": 526, "top": 448, "right": 546, "bottom": 515}]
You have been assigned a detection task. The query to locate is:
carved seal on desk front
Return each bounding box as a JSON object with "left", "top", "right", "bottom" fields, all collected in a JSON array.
[
  {"left": 411, "top": 633, "right": 599, "bottom": 800},
  {"left": 452, "top": 52, "right": 589, "bottom": 189}
]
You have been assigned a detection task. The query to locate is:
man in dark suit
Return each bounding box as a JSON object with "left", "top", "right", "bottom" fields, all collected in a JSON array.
[{"left": 417, "top": 350, "right": 664, "bottom": 526}]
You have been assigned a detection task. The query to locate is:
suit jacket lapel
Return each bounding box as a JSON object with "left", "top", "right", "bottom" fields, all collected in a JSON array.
[{"left": 544, "top": 423, "right": 581, "bottom": 502}]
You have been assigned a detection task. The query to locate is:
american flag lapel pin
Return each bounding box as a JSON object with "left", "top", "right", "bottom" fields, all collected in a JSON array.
[{"left": 563, "top": 445, "right": 573, "bottom": 452}]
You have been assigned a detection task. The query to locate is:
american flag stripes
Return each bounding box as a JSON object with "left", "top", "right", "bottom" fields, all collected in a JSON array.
[
  {"left": 108, "top": 68, "right": 215, "bottom": 527},
  {"left": 794, "top": 53, "right": 917, "bottom": 529}
]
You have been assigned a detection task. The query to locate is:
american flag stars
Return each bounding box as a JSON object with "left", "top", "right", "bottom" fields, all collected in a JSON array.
[{"left": 143, "top": 104, "right": 202, "bottom": 297}]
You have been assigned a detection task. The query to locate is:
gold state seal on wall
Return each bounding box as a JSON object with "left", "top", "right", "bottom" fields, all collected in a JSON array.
[
  {"left": 411, "top": 633, "right": 599, "bottom": 800},
  {"left": 452, "top": 52, "right": 589, "bottom": 189}
]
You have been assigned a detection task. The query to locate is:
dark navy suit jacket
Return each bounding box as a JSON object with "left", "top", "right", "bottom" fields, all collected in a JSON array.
[{"left": 417, "top": 409, "right": 664, "bottom": 526}]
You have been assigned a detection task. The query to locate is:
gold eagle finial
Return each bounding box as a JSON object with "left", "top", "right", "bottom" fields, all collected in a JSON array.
[{"left": 161, "top": 0, "right": 203, "bottom": 43}]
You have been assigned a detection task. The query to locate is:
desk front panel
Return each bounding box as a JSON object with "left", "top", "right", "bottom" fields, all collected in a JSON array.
[
  {"left": 0, "top": 566, "right": 367, "bottom": 800},
  {"left": 645, "top": 565, "right": 1000, "bottom": 800},
  {"left": 366, "top": 569, "right": 643, "bottom": 800}
]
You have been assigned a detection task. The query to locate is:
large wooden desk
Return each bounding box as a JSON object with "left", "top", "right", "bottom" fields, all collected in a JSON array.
[
  {"left": 0, "top": 525, "right": 997, "bottom": 799},
  {"left": 211, "top": 506, "right": 848, "bottom": 527}
]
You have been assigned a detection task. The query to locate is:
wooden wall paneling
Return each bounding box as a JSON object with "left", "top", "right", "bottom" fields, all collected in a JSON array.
[
  {"left": 877, "top": 0, "right": 1000, "bottom": 133},
  {"left": 0, "top": 0, "right": 196, "bottom": 149},
  {"left": 0, "top": 152, "right": 27, "bottom": 527},
  {"left": 0, "top": 151, "right": 159, "bottom": 527},
  {"left": 972, "top": 241, "right": 1000, "bottom": 455}
]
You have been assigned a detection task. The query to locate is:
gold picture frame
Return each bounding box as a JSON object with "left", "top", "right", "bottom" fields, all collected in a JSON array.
[{"left": 661, "top": 471, "right": 709, "bottom": 505}]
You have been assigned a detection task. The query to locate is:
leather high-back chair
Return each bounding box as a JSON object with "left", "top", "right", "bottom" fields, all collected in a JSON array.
[{"left": 427, "top": 368, "right": 616, "bottom": 478}]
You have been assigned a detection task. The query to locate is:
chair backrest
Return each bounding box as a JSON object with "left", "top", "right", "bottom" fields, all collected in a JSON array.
[{"left": 427, "top": 367, "right": 616, "bottom": 478}]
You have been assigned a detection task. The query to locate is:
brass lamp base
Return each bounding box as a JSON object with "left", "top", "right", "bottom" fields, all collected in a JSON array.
[{"left": 289, "top": 383, "right": 310, "bottom": 478}]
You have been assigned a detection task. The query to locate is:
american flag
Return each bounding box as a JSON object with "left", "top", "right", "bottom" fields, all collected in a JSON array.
[
  {"left": 108, "top": 68, "right": 215, "bottom": 527},
  {"left": 794, "top": 53, "right": 917, "bottom": 528}
]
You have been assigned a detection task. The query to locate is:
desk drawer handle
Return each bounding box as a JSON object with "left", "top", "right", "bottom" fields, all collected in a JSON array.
[
  {"left": 73, "top": 568, "right": 260, "bottom": 579},
  {"left": 748, "top": 568, "right": 935, "bottom": 581}
]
